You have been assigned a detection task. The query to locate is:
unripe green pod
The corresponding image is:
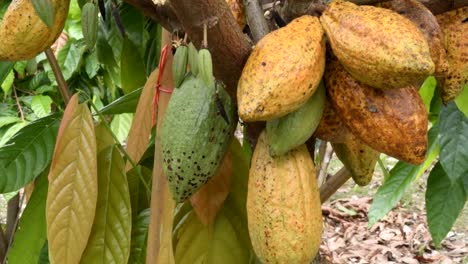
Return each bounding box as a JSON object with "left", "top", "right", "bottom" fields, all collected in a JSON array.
[
  {"left": 172, "top": 45, "right": 188, "bottom": 88},
  {"left": 187, "top": 42, "right": 199, "bottom": 76},
  {"left": 266, "top": 82, "right": 326, "bottom": 156},
  {"left": 81, "top": 3, "right": 99, "bottom": 51},
  {"left": 197, "top": 48, "right": 214, "bottom": 87}
]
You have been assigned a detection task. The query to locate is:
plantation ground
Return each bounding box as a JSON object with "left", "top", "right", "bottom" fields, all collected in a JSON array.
[{"left": 321, "top": 155, "right": 467, "bottom": 264}]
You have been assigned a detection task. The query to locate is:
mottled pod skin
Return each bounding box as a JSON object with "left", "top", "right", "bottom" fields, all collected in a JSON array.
[
  {"left": 247, "top": 131, "right": 322, "bottom": 264},
  {"left": 436, "top": 8, "right": 468, "bottom": 103},
  {"left": 380, "top": 0, "right": 449, "bottom": 78},
  {"left": 326, "top": 60, "right": 428, "bottom": 165},
  {"left": 332, "top": 133, "right": 379, "bottom": 186},
  {"left": 0, "top": 0, "right": 70, "bottom": 60},
  {"left": 313, "top": 97, "right": 349, "bottom": 143},
  {"left": 238, "top": 15, "right": 325, "bottom": 121},
  {"left": 320, "top": 0, "right": 435, "bottom": 89}
]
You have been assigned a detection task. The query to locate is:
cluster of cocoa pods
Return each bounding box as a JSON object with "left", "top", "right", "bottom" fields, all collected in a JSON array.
[{"left": 238, "top": 1, "right": 467, "bottom": 263}]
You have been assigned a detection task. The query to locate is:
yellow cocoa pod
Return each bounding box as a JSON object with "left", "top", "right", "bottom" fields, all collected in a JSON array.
[
  {"left": 436, "top": 8, "right": 468, "bottom": 103},
  {"left": 332, "top": 133, "right": 379, "bottom": 186},
  {"left": 238, "top": 15, "right": 325, "bottom": 121},
  {"left": 380, "top": 0, "right": 449, "bottom": 78},
  {"left": 326, "top": 59, "right": 428, "bottom": 165},
  {"left": 320, "top": 0, "right": 434, "bottom": 89},
  {"left": 247, "top": 131, "right": 322, "bottom": 263},
  {"left": 226, "top": 0, "right": 246, "bottom": 29},
  {"left": 313, "top": 97, "right": 349, "bottom": 143},
  {"left": 0, "top": 0, "right": 70, "bottom": 61}
]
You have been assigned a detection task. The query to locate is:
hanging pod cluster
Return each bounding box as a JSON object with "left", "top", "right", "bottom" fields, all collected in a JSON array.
[
  {"left": 0, "top": 0, "right": 71, "bottom": 60},
  {"left": 161, "top": 42, "right": 236, "bottom": 203},
  {"left": 236, "top": 1, "right": 465, "bottom": 262}
]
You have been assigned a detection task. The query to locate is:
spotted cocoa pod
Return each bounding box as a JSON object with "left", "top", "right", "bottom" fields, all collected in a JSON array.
[
  {"left": 326, "top": 59, "right": 428, "bottom": 165},
  {"left": 313, "top": 97, "right": 349, "bottom": 143},
  {"left": 320, "top": 0, "right": 434, "bottom": 89},
  {"left": 436, "top": 8, "right": 468, "bottom": 103},
  {"left": 247, "top": 131, "right": 322, "bottom": 263},
  {"left": 238, "top": 15, "right": 325, "bottom": 121}
]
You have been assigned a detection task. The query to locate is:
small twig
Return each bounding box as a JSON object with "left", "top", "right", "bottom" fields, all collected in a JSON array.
[
  {"left": 45, "top": 48, "right": 71, "bottom": 104},
  {"left": 12, "top": 86, "right": 25, "bottom": 121},
  {"left": 318, "top": 143, "right": 334, "bottom": 187},
  {"left": 202, "top": 23, "right": 208, "bottom": 48},
  {"left": 243, "top": 0, "right": 270, "bottom": 43},
  {"left": 3, "top": 192, "right": 24, "bottom": 264},
  {"left": 320, "top": 167, "right": 351, "bottom": 203}
]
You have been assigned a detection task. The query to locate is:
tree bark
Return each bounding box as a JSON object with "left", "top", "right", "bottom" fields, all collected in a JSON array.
[{"left": 169, "top": 0, "right": 252, "bottom": 98}]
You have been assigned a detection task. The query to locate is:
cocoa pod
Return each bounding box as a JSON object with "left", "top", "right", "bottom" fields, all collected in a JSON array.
[
  {"left": 320, "top": 0, "right": 434, "bottom": 89},
  {"left": 380, "top": 0, "right": 449, "bottom": 78},
  {"left": 187, "top": 42, "right": 199, "bottom": 76},
  {"left": 436, "top": 8, "right": 468, "bottom": 103},
  {"left": 313, "top": 97, "right": 349, "bottom": 143},
  {"left": 326, "top": 59, "right": 428, "bottom": 165},
  {"left": 81, "top": 3, "right": 99, "bottom": 51},
  {"left": 238, "top": 15, "right": 325, "bottom": 121},
  {"left": 247, "top": 131, "right": 322, "bottom": 264},
  {"left": 172, "top": 44, "right": 188, "bottom": 88},
  {"left": 332, "top": 133, "right": 379, "bottom": 186},
  {"left": 198, "top": 48, "right": 214, "bottom": 87}
]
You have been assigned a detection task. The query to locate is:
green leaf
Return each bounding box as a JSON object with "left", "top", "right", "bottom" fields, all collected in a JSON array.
[
  {"left": 0, "top": 114, "right": 60, "bottom": 193},
  {"left": 128, "top": 208, "right": 150, "bottom": 264},
  {"left": 81, "top": 3, "right": 99, "bottom": 51},
  {"left": 120, "top": 4, "right": 146, "bottom": 55},
  {"left": 121, "top": 37, "right": 146, "bottom": 94},
  {"left": 81, "top": 146, "right": 132, "bottom": 264},
  {"left": 438, "top": 102, "right": 468, "bottom": 183},
  {"left": 7, "top": 172, "right": 48, "bottom": 264},
  {"left": 419, "top": 76, "right": 437, "bottom": 113},
  {"left": 37, "top": 241, "right": 50, "bottom": 264},
  {"left": 368, "top": 126, "right": 440, "bottom": 226},
  {"left": 57, "top": 40, "right": 87, "bottom": 80},
  {"left": 0, "top": 116, "right": 21, "bottom": 129},
  {"left": 426, "top": 162, "right": 466, "bottom": 246},
  {"left": 0, "top": 61, "right": 15, "bottom": 85},
  {"left": 0, "top": 122, "right": 29, "bottom": 147},
  {"left": 31, "top": 95, "right": 53, "bottom": 118},
  {"left": 1, "top": 70, "right": 14, "bottom": 96},
  {"left": 31, "top": 0, "right": 55, "bottom": 28},
  {"left": 85, "top": 50, "right": 100, "bottom": 79},
  {"left": 127, "top": 166, "right": 151, "bottom": 218},
  {"left": 99, "top": 87, "right": 142, "bottom": 115},
  {"left": 97, "top": 29, "right": 118, "bottom": 67},
  {"left": 110, "top": 113, "right": 133, "bottom": 143},
  {"left": 455, "top": 84, "right": 468, "bottom": 117}
]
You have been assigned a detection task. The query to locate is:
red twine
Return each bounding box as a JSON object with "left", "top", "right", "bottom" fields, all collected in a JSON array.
[{"left": 152, "top": 44, "right": 174, "bottom": 126}]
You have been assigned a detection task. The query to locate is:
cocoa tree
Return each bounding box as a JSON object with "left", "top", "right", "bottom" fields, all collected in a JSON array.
[{"left": 0, "top": 0, "right": 465, "bottom": 263}]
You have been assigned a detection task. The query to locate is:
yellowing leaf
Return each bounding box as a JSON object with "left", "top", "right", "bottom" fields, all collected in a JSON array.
[
  {"left": 190, "top": 152, "right": 232, "bottom": 225},
  {"left": 95, "top": 122, "right": 116, "bottom": 153},
  {"left": 46, "top": 94, "right": 98, "bottom": 264},
  {"left": 81, "top": 146, "right": 132, "bottom": 264},
  {"left": 125, "top": 68, "right": 158, "bottom": 171}
]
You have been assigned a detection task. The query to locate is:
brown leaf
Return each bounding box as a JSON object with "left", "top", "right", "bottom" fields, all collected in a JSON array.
[
  {"left": 190, "top": 152, "right": 232, "bottom": 225},
  {"left": 125, "top": 68, "right": 158, "bottom": 171}
]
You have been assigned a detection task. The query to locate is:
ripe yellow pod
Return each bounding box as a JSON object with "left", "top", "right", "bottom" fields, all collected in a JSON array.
[
  {"left": 0, "top": 0, "right": 70, "bottom": 60},
  {"left": 238, "top": 15, "right": 325, "bottom": 121},
  {"left": 247, "top": 131, "right": 322, "bottom": 263}
]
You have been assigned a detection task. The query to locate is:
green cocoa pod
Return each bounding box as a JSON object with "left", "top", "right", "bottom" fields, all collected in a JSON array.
[
  {"left": 266, "top": 81, "right": 326, "bottom": 156},
  {"left": 81, "top": 3, "right": 99, "bottom": 51},
  {"left": 198, "top": 48, "right": 214, "bottom": 87},
  {"left": 161, "top": 76, "right": 236, "bottom": 203},
  {"left": 172, "top": 44, "right": 188, "bottom": 88},
  {"left": 187, "top": 42, "right": 199, "bottom": 76},
  {"left": 332, "top": 133, "right": 379, "bottom": 186}
]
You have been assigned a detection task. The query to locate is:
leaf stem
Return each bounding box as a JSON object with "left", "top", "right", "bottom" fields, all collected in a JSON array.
[
  {"left": 88, "top": 100, "right": 151, "bottom": 193},
  {"left": 45, "top": 48, "right": 71, "bottom": 104},
  {"left": 378, "top": 156, "right": 390, "bottom": 180},
  {"left": 12, "top": 86, "right": 25, "bottom": 121}
]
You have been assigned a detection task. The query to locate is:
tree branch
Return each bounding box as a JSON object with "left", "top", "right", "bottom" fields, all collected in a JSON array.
[
  {"left": 123, "top": 0, "right": 181, "bottom": 32},
  {"left": 244, "top": 0, "right": 270, "bottom": 43},
  {"left": 169, "top": 0, "right": 252, "bottom": 98},
  {"left": 319, "top": 167, "right": 351, "bottom": 203}
]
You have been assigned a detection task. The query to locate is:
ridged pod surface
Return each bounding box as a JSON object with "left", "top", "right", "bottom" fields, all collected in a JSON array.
[
  {"left": 238, "top": 15, "right": 325, "bottom": 121},
  {"left": 320, "top": 0, "right": 434, "bottom": 89},
  {"left": 313, "top": 97, "right": 349, "bottom": 143},
  {"left": 172, "top": 45, "right": 188, "bottom": 88},
  {"left": 326, "top": 60, "right": 428, "bottom": 165},
  {"left": 436, "top": 8, "right": 468, "bottom": 103},
  {"left": 0, "top": 0, "right": 70, "bottom": 60},
  {"left": 161, "top": 76, "right": 236, "bottom": 202},
  {"left": 266, "top": 82, "right": 325, "bottom": 156},
  {"left": 380, "top": 0, "right": 448, "bottom": 78},
  {"left": 247, "top": 131, "right": 322, "bottom": 264},
  {"left": 332, "top": 133, "right": 379, "bottom": 186}
]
